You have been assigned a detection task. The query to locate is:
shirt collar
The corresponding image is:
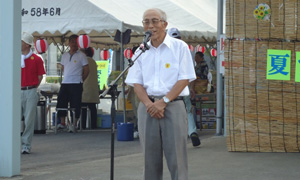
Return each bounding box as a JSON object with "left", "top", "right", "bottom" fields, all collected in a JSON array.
[
  {"left": 148, "top": 33, "right": 172, "bottom": 49},
  {"left": 69, "top": 49, "right": 80, "bottom": 55},
  {"left": 163, "top": 34, "right": 173, "bottom": 48}
]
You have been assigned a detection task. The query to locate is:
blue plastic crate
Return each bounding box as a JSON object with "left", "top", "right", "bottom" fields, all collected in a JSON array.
[{"left": 100, "top": 113, "right": 125, "bottom": 128}]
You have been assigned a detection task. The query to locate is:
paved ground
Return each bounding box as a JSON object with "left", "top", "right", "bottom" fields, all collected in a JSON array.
[{"left": 1, "top": 129, "right": 300, "bottom": 180}]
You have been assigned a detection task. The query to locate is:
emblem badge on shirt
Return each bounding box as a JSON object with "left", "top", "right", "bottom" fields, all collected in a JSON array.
[
  {"left": 31, "top": 56, "right": 34, "bottom": 60},
  {"left": 165, "top": 63, "right": 170, "bottom": 68},
  {"left": 74, "top": 60, "right": 77, "bottom": 63}
]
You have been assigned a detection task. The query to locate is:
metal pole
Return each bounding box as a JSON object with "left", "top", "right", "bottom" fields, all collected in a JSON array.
[
  {"left": 216, "top": 0, "right": 224, "bottom": 136},
  {"left": 0, "top": 0, "right": 21, "bottom": 177},
  {"left": 121, "top": 23, "right": 127, "bottom": 123},
  {"left": 223, "top": 79, "right": 227, "bottom": 136},
  {"left": 110, "top": 87, "right": 117, "bottom": 180}
]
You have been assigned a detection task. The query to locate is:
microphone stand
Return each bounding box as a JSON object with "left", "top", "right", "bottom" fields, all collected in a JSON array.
[{"left": 100, "top": 44, "right": 149, "bottom": 180}]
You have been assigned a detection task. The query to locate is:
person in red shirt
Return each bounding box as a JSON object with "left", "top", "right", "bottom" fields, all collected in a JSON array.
[{"left": 21, "top": 32, "right": 46, "bottom": 154}]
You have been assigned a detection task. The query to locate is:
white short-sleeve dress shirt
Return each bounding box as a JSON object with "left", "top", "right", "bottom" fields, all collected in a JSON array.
[
  {"left": 61, "top": 50, "right": 88, "bottom": 84},
  {"left": 125, "top": 34, "right": 196, "bottom": 96}
]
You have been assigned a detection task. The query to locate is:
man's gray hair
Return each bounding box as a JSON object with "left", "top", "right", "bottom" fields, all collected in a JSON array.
[{"left": 143, "top": 8, "right": 167, "bottom": 21}]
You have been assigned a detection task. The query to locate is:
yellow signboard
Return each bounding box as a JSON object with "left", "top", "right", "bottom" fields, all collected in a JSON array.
[
  {"left": 266, "top": 49, "right": 291, "bottom": 81},
  {"left": 96, "top": 61, "right": 109, "bottom": 90}
]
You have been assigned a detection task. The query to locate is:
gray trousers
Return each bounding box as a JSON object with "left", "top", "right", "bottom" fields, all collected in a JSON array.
[
  {"left": 138, "top": 100, "right": 188, "bottom": 180},
  {"left": 21, "top": 88, "right": 39, "bottom": 150}
]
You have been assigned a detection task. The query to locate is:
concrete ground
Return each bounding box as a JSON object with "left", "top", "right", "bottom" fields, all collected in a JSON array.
[{"left": 1, "top": 129, "right": 300, "bottom": 180}]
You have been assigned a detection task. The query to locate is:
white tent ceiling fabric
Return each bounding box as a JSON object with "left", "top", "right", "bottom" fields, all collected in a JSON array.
[{"left": 22, "top": 0, "right": 217, "bottom": 49}]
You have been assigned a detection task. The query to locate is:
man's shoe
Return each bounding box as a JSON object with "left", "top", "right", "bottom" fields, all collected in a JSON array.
[
  {"left": 68, "top": 124, "right": 77, "bottom": 133},
  {"left": 21, "top": 147, "right": 30, "bottom": 154},
  {"left": 68, "top": 124, "right": 74, "bottom": 133},
  {"left": 190, "top": 133, "right": 201, "bottom": 147},
  {"left": 134, "top": 131, "right": 139, "bottom": 139}
]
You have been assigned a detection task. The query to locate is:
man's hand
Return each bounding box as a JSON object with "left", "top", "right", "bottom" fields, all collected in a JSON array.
[{"left": 146, "top": 99, "right": 167, "bottom": 119}]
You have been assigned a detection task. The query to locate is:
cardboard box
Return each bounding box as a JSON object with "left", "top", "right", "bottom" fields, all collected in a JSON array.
[
  {"left": 202, "top": 121, "right": 216, "bottom": 129},
  {"left": 202, "top": 123, "right": 208, "bottom": 129}
]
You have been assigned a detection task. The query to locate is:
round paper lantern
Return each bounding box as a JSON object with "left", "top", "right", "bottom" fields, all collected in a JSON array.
[
  {"left": 100, "top": 49, "right": 110, "bottom": 60},
  {"left": 35, "top": 39, "right": 48, "bottom": 54},
  {"left": 188, "top": 45, "right": 194, "bottom": 52},
  {"left": 210, "top": 48, "right": 217, "bottom": 57},
  {"left": 195, "top": 44, "right": 206, "bottom": 53},
  {"left": 124, "top": 48, "right": 133, "bottom": 59},
  {"left": 77, "top": 34, "right": 90, "bottom": 49}
]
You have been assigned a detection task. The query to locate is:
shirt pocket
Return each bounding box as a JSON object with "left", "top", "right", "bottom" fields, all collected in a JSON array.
[{"left": 161, "top": 62, "right": 179, "bottom": 85}]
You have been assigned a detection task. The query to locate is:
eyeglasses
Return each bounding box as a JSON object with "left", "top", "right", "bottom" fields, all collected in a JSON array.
[{"left": 142, "top": 19, "right": 164, "bottom": 26}]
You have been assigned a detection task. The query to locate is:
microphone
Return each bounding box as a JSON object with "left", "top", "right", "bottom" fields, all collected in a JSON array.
[
  {"left": 143, "top": 30, "right": 152, "bottom": 44},
  {"left": 142, "top": 31, "right": 152, "bottom": 50}
]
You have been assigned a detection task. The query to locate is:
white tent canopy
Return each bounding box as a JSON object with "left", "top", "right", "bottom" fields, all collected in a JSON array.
[{"left": 22, "top": 0, "right": 217, "bottom": 49}]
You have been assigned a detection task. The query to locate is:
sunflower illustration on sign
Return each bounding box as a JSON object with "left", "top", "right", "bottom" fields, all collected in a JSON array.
[
  {"left": 253, "top": 3, "right": 271, "bottom": 21},
  {"left": 165, "top": 63, "right": 170, "bottom": 68}
]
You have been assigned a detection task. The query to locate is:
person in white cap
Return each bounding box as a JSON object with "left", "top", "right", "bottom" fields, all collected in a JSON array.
[
  {"left": 21, "top": 32, "right": 46, "bottom": 154},
  {"left": 126, "top": 9, "right": 196, "bottom": 180},
  {"left": 167, "top": 27, "right": 181, "bottom": 39},
  {"left": 167, "top": 27, "right": 201, "bottom": 147}
]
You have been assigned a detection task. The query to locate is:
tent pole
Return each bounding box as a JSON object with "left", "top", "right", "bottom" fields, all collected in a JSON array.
[
  {"left": 121, "top": 23, "right": 127, "bottom": 123},
  {"left": 104, "top": 30, "right": 114, "bottom": 39},
  {"left": 216, "top": 0, "right": 224, "bottom": 136},
  {"left": 0, "top": 0, "right": 21, "bottom": 177},
  {"left": 51, "top": 37, "right": 64, "bottom": 54},
  {"left": 58, "top": 37, "right": 65, "bottom": 84}
]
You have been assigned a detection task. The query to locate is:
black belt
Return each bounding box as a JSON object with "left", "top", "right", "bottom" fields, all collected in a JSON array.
[
  {"left": 148, "top": 96, "right": 183, "bottom": 103},
  {"left": 21, "top": 86, "right": 37, "bottom": 90}
]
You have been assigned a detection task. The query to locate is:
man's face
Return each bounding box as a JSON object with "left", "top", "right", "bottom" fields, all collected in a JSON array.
[
  {"left": 195, "top": 54, "right": 204, "bottom": 64},
  {"left": 143, "top": 10, "right": 168, "bottom": 42},
  {"left": 69, "top": 38, "right": 78, "bottom": 51},
  {"left": 21, "top": 41, "right": 30, "bottom": 52}
]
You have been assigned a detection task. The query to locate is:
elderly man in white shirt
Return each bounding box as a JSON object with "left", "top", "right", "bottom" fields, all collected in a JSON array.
[{"left": 125, "top": 8, "right": 196, "bottom": 180}]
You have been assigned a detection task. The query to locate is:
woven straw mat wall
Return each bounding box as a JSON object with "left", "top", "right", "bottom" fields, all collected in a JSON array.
[{"left": 226, "top": 0, "right": 300, "bottom": 152}]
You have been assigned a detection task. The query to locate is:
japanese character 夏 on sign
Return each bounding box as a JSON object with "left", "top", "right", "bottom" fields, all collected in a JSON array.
[{"left": 267, "top": 49, "right": 291, "bottom": 81}]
